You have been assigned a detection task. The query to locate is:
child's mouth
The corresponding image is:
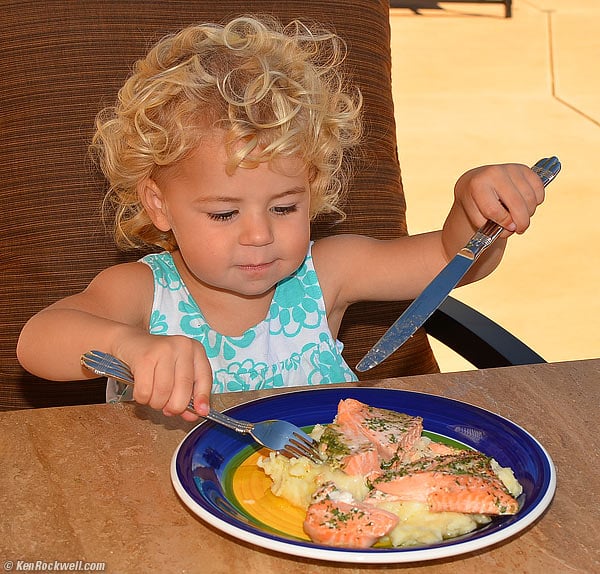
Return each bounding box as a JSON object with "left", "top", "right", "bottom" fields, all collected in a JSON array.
[{"left": 237, "top": 261, "right": 274, "bottom": 272}]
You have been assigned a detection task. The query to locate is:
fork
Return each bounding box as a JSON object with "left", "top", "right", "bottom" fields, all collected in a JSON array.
[{"left": 81, "top": 349, "right": 321, "bottom": 464}]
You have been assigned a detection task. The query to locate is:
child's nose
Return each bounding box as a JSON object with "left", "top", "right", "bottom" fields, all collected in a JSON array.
[{"left": 238, "top": 214, "right": 274, "bottom": 246}]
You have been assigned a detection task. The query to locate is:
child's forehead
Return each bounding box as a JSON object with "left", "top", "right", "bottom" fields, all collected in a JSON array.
[
  {"left": 184, "top": 129, "right": 307, "bottom": 173},
  {"left": 154, "top": 132, "right": 308, "bottom": 184}
]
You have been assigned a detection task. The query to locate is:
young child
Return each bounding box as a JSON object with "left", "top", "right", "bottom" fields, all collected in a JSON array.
[{"left": 17, "top": 16, "right": 545, "bottom": 422}]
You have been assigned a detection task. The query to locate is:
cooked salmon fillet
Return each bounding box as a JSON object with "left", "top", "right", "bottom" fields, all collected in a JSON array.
[
  {"left": 318, "top": 423, "right": 380, "bottom": 476},
  {"left": 303, "top": 482, "right": 399, "bottom": 548},
  {"left": 318, "top": 399, "right": 424, "bottom": 475},
  {"left": 373, "top": 451, "right": 519, "bottom": 515},
  {"left": 335, "top": 398, "right": 423, "bottom": 459}
]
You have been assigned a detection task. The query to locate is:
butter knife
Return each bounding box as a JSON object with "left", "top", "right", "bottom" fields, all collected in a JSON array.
[{"left": 356, "top": 156, "right": 562, "bottom": 372}]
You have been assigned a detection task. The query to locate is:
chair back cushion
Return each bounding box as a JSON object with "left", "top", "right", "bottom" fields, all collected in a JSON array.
[{"left": 0, "top": 0, "right": 438, "bottom": 409}]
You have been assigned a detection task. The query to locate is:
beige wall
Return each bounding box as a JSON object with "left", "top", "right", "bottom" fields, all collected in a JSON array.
[{"left": 390, "top": 1, "right": 599, "bottom": 371}]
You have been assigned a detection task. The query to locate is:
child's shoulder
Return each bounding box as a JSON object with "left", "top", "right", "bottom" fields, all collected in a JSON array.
[
  {"left": 51, "top": 261, "right": 155, "bottom": 327},
  {"left": 86, "top": 260, "right": 154, "bottom": 296},
  {"left": 93, "top": 259, "right": 152, "bottom": 279},
  {"left": 311, "top": 233, "right": 376, "bottom": 284},
  {"left": 312, "top": 233, "right": 375, "bottom": 263}
]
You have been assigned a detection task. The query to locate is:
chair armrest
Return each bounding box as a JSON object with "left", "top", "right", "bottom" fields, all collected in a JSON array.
[
  {"left": 424, "top": 296, "right": 546, "bottom": 368},
  {"left": 389, "top": 1, "right": 512, "bottom": 18}
]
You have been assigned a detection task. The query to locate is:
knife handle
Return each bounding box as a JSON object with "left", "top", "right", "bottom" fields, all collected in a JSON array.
[
  {"left": 461, "top": 221, "right": 504, "bottom": 260},
  {"left": 462, "top": 156, "right": 561, "bottom": 261}
]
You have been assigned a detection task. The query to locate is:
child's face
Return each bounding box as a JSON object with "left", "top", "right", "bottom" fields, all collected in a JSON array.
[{"left": 141, "top": 133, "right": 311, "bottom": 298}]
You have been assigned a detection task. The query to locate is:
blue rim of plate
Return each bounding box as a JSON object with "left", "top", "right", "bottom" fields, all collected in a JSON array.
[{"left": 170, "top": 387, "right": 556, "bottom": 564}]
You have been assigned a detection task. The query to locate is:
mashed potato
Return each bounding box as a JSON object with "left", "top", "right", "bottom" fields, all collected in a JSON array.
[
  {"left": 257, "top": 451, "right": 369, "bottom": 509},
  {"left": 492, "top": 458, "right": 523, "bottom": 498},
  {"left": 375, "top": 499, "right": 491, "bottom": 547}
]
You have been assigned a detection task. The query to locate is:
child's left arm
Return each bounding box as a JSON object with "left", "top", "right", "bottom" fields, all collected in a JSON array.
[{"left": 314, "top": 163, "right": 545, "bottom": 337}]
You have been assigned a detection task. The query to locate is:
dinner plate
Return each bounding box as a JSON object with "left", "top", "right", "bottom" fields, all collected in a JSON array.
[{"left": 170, "top": 387, "right": 556, "bottom": 564}]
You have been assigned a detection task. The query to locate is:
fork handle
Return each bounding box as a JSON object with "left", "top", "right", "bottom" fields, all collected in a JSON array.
[{"left": 204, "top": 409, "right": 253, "bottom": 434}]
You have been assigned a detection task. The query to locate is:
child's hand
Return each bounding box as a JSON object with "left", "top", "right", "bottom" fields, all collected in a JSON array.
[
  {"left": 453, "top": 163, "right": 546, "bottom": 236},
  {"left": 116, "top": 333, "right": 212, "bottom": 421}
]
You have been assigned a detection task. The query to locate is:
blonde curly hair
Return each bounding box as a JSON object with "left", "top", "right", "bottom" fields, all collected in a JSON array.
[{"left": 91, "top": 15, "right": 363, "bottom": 251}]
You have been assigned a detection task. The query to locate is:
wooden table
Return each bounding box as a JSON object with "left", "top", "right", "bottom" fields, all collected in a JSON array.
[{"left": 1, "top": 359, "right": 598, "bottom": 573}]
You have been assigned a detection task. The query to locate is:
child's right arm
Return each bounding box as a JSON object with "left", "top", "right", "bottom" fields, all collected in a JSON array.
[{"left": 16, "top": 263, "right": 211, "bottom": 420}]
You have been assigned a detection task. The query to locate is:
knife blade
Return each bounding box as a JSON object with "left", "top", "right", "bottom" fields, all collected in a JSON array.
[{"left": 356, "top": 156, "right": 562, "bottom": 372}]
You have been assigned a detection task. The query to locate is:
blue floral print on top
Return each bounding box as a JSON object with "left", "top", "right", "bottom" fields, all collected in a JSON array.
[{"left": 112, "top": 244, "right": 357, "bottom": 397}]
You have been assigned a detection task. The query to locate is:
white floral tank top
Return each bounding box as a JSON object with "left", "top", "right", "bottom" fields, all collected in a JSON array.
[{"left": 136, "top": 245, "right": 357, "bottom": 394}]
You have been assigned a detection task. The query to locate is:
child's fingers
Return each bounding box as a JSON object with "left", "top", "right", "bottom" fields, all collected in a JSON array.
[
  {"left": 456, "top": 166, "right": 507, "bottom": 229},
  {"left": 163, "top": 343, "right": 211, "bottom": 418},
  {"left": 474, "top": 188, "right": 517, "bottom": 232},
  {"left": 180, "top": 409, "right": 203, "bottom": 423},
  {"left": 191, "top": 393, "right": 210, "bottom": 418},
  {"left": 191, "top": 349, "right": 212, "bottom": 417},
  {"left": 149, "top": 358, "right": 183, "bottom": 411},
  {"left": 495, "top": 167, "right": 545, "bottom": 234},
  {"left": 162, "top": 356, "right": 196, "bottom": 416},
  {"left": 460, "top": 179, "right": 515, "bottom": 232},
  {"left": 525, "top": 167, "right": 546, "bottom": 209},
  {"left": 492, "top": 187, "right": 526, "bottom": 233},
  {"left": 130, "top": 361, "right": 156, "bottom": 406}
]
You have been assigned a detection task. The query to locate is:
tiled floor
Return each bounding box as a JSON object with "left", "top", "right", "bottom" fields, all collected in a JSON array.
[{"left": 389, "top": 0, "right": 599, "bottom": 371}]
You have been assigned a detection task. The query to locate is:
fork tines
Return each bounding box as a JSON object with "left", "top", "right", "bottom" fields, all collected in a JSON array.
[{"left": 281, "top": 432, "right": 322, "bottom": 464}]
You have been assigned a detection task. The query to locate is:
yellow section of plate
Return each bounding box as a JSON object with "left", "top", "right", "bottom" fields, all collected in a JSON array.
[{"left": 232, "top": 449, "right": 310, "bottom": 541}]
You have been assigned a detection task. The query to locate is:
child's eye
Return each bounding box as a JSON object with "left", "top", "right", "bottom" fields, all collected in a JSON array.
[
  {"left": 208, "top": 211, "right": 237, "bottom": 222},
  {"left": 272, "top": 205, "right": 298, "bottom": 216}
]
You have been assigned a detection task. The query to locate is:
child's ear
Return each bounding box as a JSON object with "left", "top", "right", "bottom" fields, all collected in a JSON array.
[{"left": 138, "top": 178, "right": 171, "bottom": 232}]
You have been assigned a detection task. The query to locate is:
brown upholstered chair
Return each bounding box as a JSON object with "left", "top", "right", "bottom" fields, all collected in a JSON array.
[{"left": 0, "top": 0, "right": 540, "bottom": 410}]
